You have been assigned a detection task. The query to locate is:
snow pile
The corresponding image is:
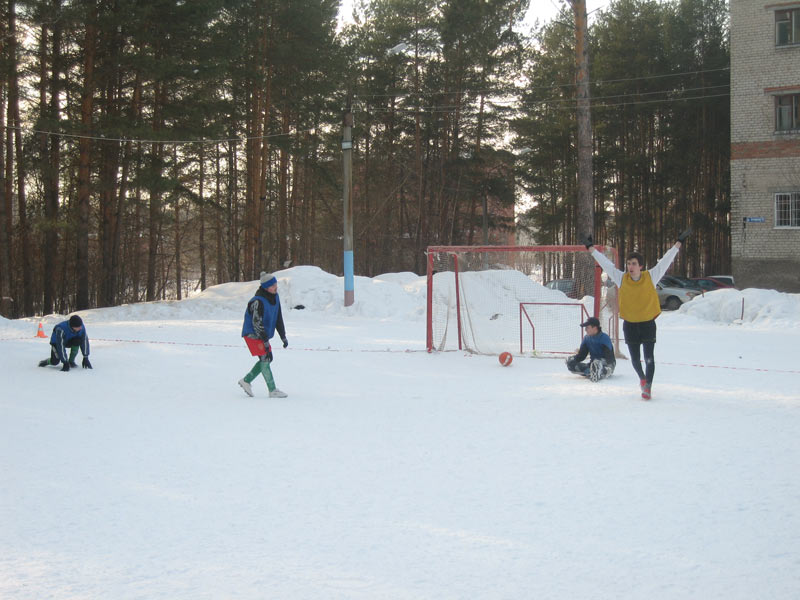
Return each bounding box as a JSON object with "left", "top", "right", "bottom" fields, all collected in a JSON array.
[
  {"left": 277, "top": 266, "right": 426, "bottom": 320},
  {"left": 680, "top": 287, "right": 800, "bottom": 328}
]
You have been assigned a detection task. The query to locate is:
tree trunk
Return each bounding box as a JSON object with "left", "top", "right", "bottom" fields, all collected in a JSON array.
[
  {"left": 8, "top": 0, "right": 33, "bottom": 315},
  {"left": 146, "top": 140, "right": 163, "bottom": 302},
  {"left": 198, "top": 144, "right": 206, "bottom": 291},
  {"left": 572, "top": 0, "right": 595, "bottom": 296},
  {"left": 0, "top": 9, "right": 11, "bottom": 308},
  {"left": 215, "top": 143, "right": 224, "bottom": 284},
  {"left": 0, "top": 133, "right": 7, "bottom": 310},
  {"left": 38, "top": 5, "right": 61, "bottom": 315},
  {"left": 277, "top": 108, "right": 290, "bottom": 268},
  {"left": 173, "top": 147, "right": 182, "bottom": 300},
  {"left": 76, "top": 6, "right": 98, "bottom": 310}
]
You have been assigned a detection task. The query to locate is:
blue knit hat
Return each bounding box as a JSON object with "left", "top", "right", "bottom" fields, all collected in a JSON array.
[{"left": 260, "top": 272, "right": 277, "bottom": 288}]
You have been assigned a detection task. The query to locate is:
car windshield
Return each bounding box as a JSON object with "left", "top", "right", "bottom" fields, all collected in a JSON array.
[{"left": 693, "top": 279, "right": 716, "bottom": 290}]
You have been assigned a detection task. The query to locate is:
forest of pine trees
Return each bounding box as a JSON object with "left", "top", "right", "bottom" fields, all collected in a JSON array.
[{"left": 0, "top": 0, "right": 730, "bottom": 317}]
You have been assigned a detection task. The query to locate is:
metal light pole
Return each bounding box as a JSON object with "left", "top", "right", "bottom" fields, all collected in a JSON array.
[{"left": 342, "top": 97, "right": 354, "bottom": 306}]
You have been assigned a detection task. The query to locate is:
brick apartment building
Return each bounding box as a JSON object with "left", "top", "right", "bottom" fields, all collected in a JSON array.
[{"left": 731, "top": 1, "right": 800, "bottom": 291}]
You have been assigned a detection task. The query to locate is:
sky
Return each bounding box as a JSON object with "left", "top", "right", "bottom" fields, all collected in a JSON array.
[
  {"left": 2, "top": 265, "right": 799, "bottom": 598},
  {"left": 338, "top": 0, "right": 612, "bottom": 31}
]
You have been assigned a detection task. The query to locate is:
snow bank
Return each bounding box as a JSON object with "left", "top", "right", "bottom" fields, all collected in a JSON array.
[{"left": 680, "top": 288, "right": 800, "bottom": 328}]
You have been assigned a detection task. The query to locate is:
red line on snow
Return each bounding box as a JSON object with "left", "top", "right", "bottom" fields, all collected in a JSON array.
[
  {"left": 2, "top": 336, "right": 424, "bottom": 353},
  {"left": 661, "top": 361, "right": 800, "bottom": 374},
  {"left": 3, "top": 336, "right": 798, "bottom": 370}
]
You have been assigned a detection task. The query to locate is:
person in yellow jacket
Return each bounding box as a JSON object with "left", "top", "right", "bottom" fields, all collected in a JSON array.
[{"left": 584, "top": 229, "right": 691, "bottom": 400}]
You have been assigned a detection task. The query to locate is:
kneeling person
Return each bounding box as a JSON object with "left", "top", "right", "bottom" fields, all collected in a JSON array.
[
  {"left": 38, "top": 315, "right": 92, "bottom": 371},
  {"left": 566, "top": 317, "right": 615, "bottom": 382}
]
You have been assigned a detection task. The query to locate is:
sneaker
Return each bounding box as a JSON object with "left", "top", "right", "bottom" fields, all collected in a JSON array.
[
  {"left": 68, "top": 361, "right": 78, "bottom": 368},
  {"left": 589, "top": 360, "right": 603, "bottom": 382},
  {"left": 269, "top": 389, "right": 288, "bottom": 398},
  {"left": 640, "top": 378, "right": 647, "bottom": 392},
  {"left": 641, "top": 385, "right": 651, "bottom": 400},
  {"left": 238, "top": 378, "right": 254, "bottom": 397}
]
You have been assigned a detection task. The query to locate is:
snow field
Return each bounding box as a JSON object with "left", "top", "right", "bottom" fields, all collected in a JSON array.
[{"left": 1, "top": 267, "right": 799, "bottom": 599}]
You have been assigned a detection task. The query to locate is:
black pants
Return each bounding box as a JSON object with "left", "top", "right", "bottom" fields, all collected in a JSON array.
[{"left": 623, "top": 319, "right": 656, "bottom": 385}]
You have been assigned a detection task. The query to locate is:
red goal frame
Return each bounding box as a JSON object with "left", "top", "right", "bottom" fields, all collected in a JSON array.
[{"left": 426, "top": 244, "right": 620, "bottom": 355}]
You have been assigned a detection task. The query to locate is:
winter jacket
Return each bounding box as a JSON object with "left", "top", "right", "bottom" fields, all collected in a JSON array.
[
  {"left": 241, "top": 286, "right": 286, "bottom": 342},
  {"left": 572, "top": 330, "right": 616, "bottom": 366},
  {"left": 50, "top": 320, "right": 90, "bottom": 363}
]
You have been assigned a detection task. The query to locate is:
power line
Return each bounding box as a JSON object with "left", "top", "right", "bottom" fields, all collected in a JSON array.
[
  {"left": 585, "top": 92, "right": 731, "bottom": 110},
  {"left": 586, "top": 67, "right": 729, "bottom": 87},
  {"left": 0, "top": 125, "right": 313, "bottom": 145},
  {"left": 353, "top": 67, "right": 730, "bottom": 102},
  {"left": 358, "top": 90, "right": 730, "bottom": 115},
  {"left": 518, "top": 83, "right": 730, "bottom": 105},
  {"left": 3, "top": 78, "right": 731, "bottom": 145}
]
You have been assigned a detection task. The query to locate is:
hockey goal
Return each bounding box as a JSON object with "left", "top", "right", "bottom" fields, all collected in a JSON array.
[{"left": 426, "top": 245, "right": 620, "bottom": 356}]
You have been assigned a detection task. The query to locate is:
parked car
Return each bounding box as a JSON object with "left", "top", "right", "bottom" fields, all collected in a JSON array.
[
  {"left": 544, "top": 278, "right": 577, "bottom": 299},
  {"left": 708, "top": 275, "right": 736, "bottom": 287},
  {"left": 690, "top": 277, "right": 734, "bottom": 292},
  {"left": 656, "top": 282, "right": 701, "bottom": 310},
  {"left": 660, "top": 275, "right": 704, "bottom": 291}
]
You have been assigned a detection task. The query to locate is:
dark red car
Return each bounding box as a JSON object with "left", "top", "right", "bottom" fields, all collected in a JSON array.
[{"left": 690, "top": 277, "right": 734, "bottom": 292}]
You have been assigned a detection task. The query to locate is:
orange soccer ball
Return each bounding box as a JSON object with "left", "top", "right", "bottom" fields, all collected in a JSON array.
[{"left": 499, "top": 352, "right": 513, "bottom": 366}]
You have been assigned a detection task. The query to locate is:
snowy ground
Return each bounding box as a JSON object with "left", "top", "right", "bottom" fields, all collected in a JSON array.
[{"left": 2, "top": 266, "right": 799, "bottom": 599}]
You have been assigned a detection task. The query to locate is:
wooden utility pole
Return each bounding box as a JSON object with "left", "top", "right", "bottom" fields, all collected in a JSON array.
[
  {"left": 569, "top": 0, "right": 596, "bottom": 299},
  {"left": 572, "top": 0, "right": 594, "bottom": 245}
]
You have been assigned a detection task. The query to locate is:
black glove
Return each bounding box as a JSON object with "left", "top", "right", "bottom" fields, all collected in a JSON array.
[
  {"left": 82, "top": 357, "right": 92, "bottom": 369},
  {"left": 580, "top": 234, "right": 593, "bottom": 250},
  {"left": 61, "top": 361, "right": 70, "bottom": 372},
  {"left": 266, "top": 349, "right": 274, "bottom": 363},
  {"left": 281, "top": 337, "right": 288, "bottom": 348},
  {"left": 677, "top": 227, "right": 692, "bottom": 243},
  {"left": 38, "top": 359, "right": 50, "bottom": 367}
]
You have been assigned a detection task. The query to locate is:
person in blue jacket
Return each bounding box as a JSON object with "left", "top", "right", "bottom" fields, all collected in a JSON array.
[
  {"left": 38, "top": 315, "right": 92, "bottom": 372},
  {"left": 238, "top": 272, "right": 289, "bottom": 398},
  {"left": 565, "top": 316, "right": 615, "bottom": 382}
]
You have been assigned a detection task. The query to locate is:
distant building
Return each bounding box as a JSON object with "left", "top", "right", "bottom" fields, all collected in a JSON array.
[
  {"left": 486, "top": 194, "right": 517, "bottom": 246},
  {"left": 730, "top": 1, "right": 800, "bottom": 291}
]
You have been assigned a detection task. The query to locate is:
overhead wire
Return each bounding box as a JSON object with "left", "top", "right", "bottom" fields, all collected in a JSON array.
[
  {"left": 0, "top": 125, "right": 320, "bottom": 145},
  {"left": 353, "top": 66, "right": 730, "bottom": 101},
  {"left": 2, "top": 68, "right": 731, "bottom": 145},
  {"left": 357, "top": 89, "right": 730, "bottom": 115}
]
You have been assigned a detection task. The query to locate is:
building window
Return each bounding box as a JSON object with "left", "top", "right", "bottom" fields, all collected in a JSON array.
[
  {"left": 775, "top": 192, "right": 800, "bottom": 228},
  {"left": 776, "top": 94, "right": 800, "bottom": 131},
  {"left": 776, "top": 8, "right": 800, "bottom": 46}
]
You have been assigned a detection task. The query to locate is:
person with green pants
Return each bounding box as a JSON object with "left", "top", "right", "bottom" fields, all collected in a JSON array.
[
  {"left": 238, "top": 272, "right": 288, "bottom": 398},
  {"left": 38, "top": 315, "right": 92, "bottom": 372}
]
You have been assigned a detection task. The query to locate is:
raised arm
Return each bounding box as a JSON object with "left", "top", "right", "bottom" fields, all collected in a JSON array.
[
  {"left": 582, "top": 235, "right": 624, "bottom": 287},
  {"left": 648, "top": 243, "right": 681, "bottom": 286},
  {"left": 590, "top": 247, "right": 623, "bottom": 288}
]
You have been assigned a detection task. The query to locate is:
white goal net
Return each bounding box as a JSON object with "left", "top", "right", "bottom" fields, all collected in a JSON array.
[{"left": 426, "top": 245, "right": 620, "bottom": 356}]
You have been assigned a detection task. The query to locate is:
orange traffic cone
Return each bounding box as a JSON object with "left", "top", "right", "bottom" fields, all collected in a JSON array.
[{"left": 36, "top": 322, "right": 47, "bottom": 338}]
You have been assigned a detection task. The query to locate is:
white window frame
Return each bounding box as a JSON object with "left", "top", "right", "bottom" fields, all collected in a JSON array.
[
  {"left": 775, "top": 94, "right": 800, "bottom": 132},
  {"left": 774, "top": 192, "right": 800, "bottom": 228},
  {"left": 775, "top": 8, "right": 800, "bottom": 46}
]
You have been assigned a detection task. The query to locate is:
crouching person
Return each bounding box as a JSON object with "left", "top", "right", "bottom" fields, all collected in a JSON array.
[
  {"left": 38, "top": 315, "right": 92, "bottom": 372},
  {"left": 565, "top": 317, "right": 615, "bottom": 382}
]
